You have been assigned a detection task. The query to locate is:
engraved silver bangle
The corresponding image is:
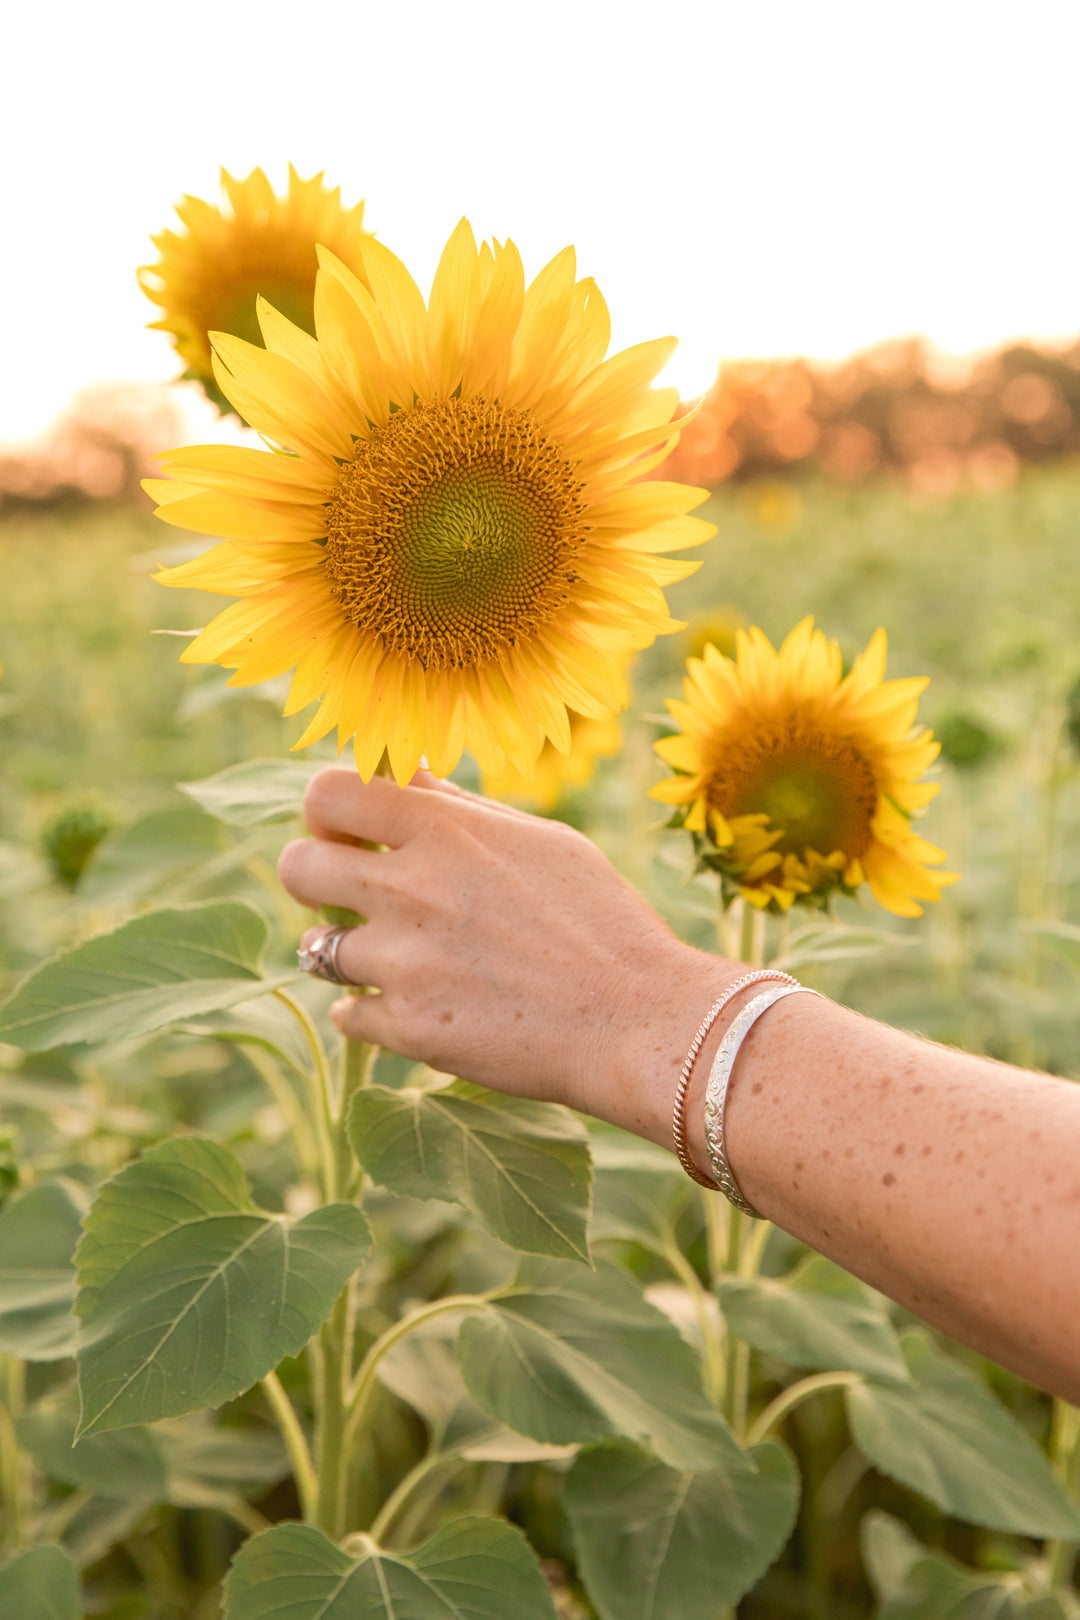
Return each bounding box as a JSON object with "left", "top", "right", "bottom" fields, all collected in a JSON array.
[
  {"left": 703, "top": 983, "right": 822, "bottom": 1217},
  {"left": 671, "top": 970, "right": 797, "bottom": 1188}
]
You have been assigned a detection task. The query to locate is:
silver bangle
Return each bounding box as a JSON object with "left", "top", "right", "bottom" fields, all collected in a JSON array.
[
  {"left": 671, "top": 970, "right": 798, "bottom": 1188},
  {"left": 703, "top": 983, "right": 822, "bottom": 1218}
]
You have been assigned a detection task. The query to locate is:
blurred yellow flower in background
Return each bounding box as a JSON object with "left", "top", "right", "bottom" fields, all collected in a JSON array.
[
  {"left": 150, "top": 221, "right": 713, "bottom": 783},
  {"left": 138, "top": 166, "right": 369, "bottom": 409},
  {"left": 484, "top": 707, "right": 623, "bottom": 808},
  {"left": 652, "top": 617, "right": 957, "bottom": 916},
  {"left": 685, "top": 604, "right": 747, "bottom": 662}
]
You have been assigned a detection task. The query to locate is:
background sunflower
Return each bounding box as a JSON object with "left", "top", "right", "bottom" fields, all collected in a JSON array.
[
  {"left": 137, "top": 166, "right": 369, "bottom": 412},
  {"left": 652, "top": 617, "right": 957, "bottom": 916}
]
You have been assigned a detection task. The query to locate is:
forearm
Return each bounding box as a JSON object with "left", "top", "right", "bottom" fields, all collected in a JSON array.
[{"left": 608, "top": 963, "right": 1080, "bottom": 1401}]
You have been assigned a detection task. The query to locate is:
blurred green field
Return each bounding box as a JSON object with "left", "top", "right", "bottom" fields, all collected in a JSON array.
[{"left": 3, "top": 468, "right": 1080, "bottom": 1069}]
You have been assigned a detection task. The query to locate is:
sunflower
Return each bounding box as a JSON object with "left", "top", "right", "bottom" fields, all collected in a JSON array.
[
  {"left": 149, "top": 220, "right": 713, "bottom": 784},
  {"left": 483, "top": 706, "right": 623, "bottom": 809},
  {"left": 651, "top": 618, "right": 957, "bottom": 916},
  {"left": 138, "top": 166, "right": 369, "bottom": 409}
]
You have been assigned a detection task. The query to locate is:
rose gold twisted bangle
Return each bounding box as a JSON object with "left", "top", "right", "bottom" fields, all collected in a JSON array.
[{"left": 671, "top": 969, "right": 798, "bottom": 1189}]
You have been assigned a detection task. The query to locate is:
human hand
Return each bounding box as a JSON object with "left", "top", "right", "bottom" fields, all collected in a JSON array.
[{"left": 277, "top": 767, "right": 735, "bottom": 1136}]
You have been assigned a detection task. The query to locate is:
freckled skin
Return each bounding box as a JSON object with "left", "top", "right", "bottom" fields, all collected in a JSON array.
[{"left": 280, "top": 767, "right": 1080, "bottom": 1405}]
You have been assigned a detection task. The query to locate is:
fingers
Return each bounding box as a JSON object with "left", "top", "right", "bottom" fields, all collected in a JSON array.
[
  {"left": 302, "top": 765, "right": 536, "bottom": 850},
  {"left": 328, "top": 988, "right": 422, "bottom": 1057},
  {"left": 408, "top": 767, "right": 537, "bottom": 824},
  {"left": 279, "top": 833, "right": 384, "bottom": 915}
]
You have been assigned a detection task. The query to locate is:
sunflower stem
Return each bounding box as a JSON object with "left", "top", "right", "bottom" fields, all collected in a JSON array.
[
  {"left": 314, "top": 1286, "right": 352, "bottom": 1538},
  {"left": 1045, "top": 1399, "right": 1080, "bottom": 1590},
  {"left": 0, "top": 1356, "right": 29, "bottom": 1554},
  {"left": 747, "top": 1371, "right": 861, "bottom": 1449},
  {"left": 262, "top": 1371, "right": 318, "bottom": 1523},
  {"left": 272, "top": 988, "right": 338, "bottom": 1202}
]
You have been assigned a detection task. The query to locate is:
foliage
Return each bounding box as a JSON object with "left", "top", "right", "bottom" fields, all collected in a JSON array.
[{"left": 0, "top": 472, "right": 1078, "bottom": 1616}]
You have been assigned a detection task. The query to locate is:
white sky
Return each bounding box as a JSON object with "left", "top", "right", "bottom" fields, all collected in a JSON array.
[{"left": 3, "top": 0, "right": 1078, "bottom": 444}]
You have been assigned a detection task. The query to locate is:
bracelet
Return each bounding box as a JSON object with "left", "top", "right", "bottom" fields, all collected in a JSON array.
[
  {"left": 703, "top": 983, "right": 822, "bottom": 1217},
  {"left": 672, "top": 969, "right": 797, "bottom": 1189}
]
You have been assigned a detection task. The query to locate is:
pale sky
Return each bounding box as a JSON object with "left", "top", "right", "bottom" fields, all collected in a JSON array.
[{"left": 3, "top": 0, "right": 1078, "bottom": 445}]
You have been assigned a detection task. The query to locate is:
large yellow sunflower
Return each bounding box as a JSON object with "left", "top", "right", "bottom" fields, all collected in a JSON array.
[
  {"left": 651, "top": 618, "right": 957, "bottom": 916},
  {"left": 149, "top": 221, "right": 713, "bottom": 783},
  {"left": 138, "top": 166, "right": 369, "bottom": 408}
]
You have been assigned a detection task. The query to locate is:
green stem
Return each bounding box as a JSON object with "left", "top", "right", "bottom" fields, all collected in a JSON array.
[
  {"left": 369, "top": 1450, "right": 452, "bottom": 1545},
  {"left": 746, "top": 1370, "right": 861, "bottom": 1449},
  {"left": 335, "top": 1036, "right": 376, "bottom": 1197},
  {"left": 664, "top": 1241, "right": 725, "bottom": 1406},
  {"left": 739, "top": 900, "right": 760, "bottom": 967},
  {"left": 342, "top": 1295, "right": 490, "bottom": 1461},
  {"left": 273, "top": 988, "right": 337, "bottom": 1201},
  {"left": 1046, "top": 1399, "right": 1080, "bottom": 1591},
  {"left": 241, "top": 1043, "right": 321, "bottom": 1180},
  {"left": 722, "top": 1207, "right": 751, "bottom": 1433},
  {"left": 315, "top": 1287, "right": 352, "bottom": 1538},
  {"left": 0, "top": 1357, "right": 29, "bottom": 1554},
  {"left": 262, "top": 1371, "right": 318, "bottom": 1523},
  {"left": 740, "top": 1215, "right": 773, "bottom": 1278}
]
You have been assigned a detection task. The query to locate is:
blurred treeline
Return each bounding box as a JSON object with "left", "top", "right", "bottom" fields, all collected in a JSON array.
[
  {"left": 0, "top": 384, "right": 188, "bottom": 514},
  {"left": 659, "top": 337, "right": 1080, "bottom": 496},
  {"left": 3, "top": 333, "right": 1080, "bottom": 517}
]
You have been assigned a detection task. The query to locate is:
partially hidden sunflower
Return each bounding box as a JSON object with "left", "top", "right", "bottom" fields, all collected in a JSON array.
[
  {"left": 149, "top": 220, "right": 713, "bottom": 784},
  {"left": 483, "top": 705, "right": 624, "bottom": 809},
  {"left": 138, "top": 166, "right": 369, "bottom": 410},
  {"left": 651, "top": 618, "right": 958, "bottom": 916}
]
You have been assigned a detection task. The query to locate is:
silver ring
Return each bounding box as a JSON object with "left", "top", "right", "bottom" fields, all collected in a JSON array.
[{"left": 297, "top": 925, "right": 356, "bottom": 986}]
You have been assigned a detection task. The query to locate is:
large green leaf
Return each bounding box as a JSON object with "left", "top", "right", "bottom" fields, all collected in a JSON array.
[
  {"left": 716, "top": 1254, "right": 909, "bottom": 1382},
  {"left": 79, "top": 803, "right": 224, "bottom": 909},
  {"left": 180, "top": 759, "right": 315, "bottom": 827},
  {"left": 848, "top": 1334, "right": 1080, "bottom": 1537},
  {"left": 458, "top": 1258, "right": 744, "bottom": 1471},
  {"left": 0, "top": 902, "right": 294, "bottom": 1051},
  {"left": 564, "top": 1438, "right": 799, "bottom": 1620},
  {"left": 0, "top": 1545, "right": 80, "bottom": 1620},
  {"left": 223, "top": 1517, "right": 558, "bottom": 1619},
  {"left": 349, "top": 1081, "right": 592, "bottom": 1261},
  {"left": 0, "top": 1180, "right": 83, "bottom": 1360},
  {"left": 588, "top": 1136, "right": 696, "bottom": 1251},
  {"left": 75, "top": 1136, "right": 370, "bottom": 1436}
]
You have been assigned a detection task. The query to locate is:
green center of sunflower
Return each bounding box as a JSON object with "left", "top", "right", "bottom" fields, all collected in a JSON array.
[
  {"left": 219, "top": 272, "right": 317, "bottom": 349},
  {"left": 325, "top": 397, "right": 587, "bottom": 669},
  {"left": 707, "top": 717, "right": 879, "bottom": 858}
]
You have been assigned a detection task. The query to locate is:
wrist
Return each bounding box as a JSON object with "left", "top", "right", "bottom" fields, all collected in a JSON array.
[{"left": 579, "top": 941, "right": 746, "bottom": 1153}]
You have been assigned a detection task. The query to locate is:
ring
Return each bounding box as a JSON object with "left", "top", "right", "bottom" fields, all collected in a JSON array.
[{"left": 297, "top": 925, "right": 356, "bottom": 986}]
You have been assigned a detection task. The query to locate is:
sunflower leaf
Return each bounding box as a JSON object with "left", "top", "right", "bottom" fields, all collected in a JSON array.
[
  {"left": 222, "top": 1517, "right": 558, "bottom": 1620},
  {"left": 847, "top": 1332, "right": 1080, "bottom": 1537},
  {"left": 0, "top": 901, "right": 295, "bottom": 1051},
  {"left": 715, "top": 1254, "right": 909, "bottom": 1382},
  {"left": 179, "top": 758, "right": 316, "bottom": 826},
  {"left": 0, "top": 1545, "right": 81, "bottom": 1620},
  {"left": 0, "top": 1180, "right": 84, "bottom": 1361},
  {"left": 75, "top": 1136, "right": 370, "bottom": 1436},
  {"left": 564, "top": 1438, "right": 800, "bottom": 1620},
  {"left": 458, "top": 1257, "right": 744, "bottom": 1471},
  {"left": 348, "top": 1081, "right": 592, "bottom": 1261}
]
